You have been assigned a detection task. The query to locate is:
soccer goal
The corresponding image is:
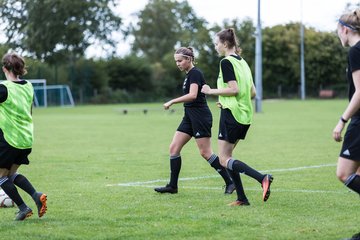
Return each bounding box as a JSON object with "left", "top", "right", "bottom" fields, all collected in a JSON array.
[
  {"left": 30, "top": 79, "right": 75, "bottom": 107},
  {"left": 45, "top": 85, "right": 75, "bottom": 107}
]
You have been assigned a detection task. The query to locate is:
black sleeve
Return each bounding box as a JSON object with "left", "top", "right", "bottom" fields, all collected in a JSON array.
[
  {"left": 0, "top": 85, "right": 8, "bottom": 103},
  {"left": 220, "top": 59, "right": 236, "bottom": 83},
  {"left": 188, "top": 70, "right": 203, "bottom": 86},
  {"left": 349, "top": 46, "right": 360, "bottom": 72}
]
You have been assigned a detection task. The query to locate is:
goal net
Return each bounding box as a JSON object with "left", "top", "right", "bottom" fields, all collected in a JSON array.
[
  {"left": 30, "top": 80, "right": 75, "bottom": 107},
  {"left": 45, "top": 85, "right": 75, "bottom": 107}
]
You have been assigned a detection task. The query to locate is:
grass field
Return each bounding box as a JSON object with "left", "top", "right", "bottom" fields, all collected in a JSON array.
[{"left": 0, "top": 100, "right": 359, "bottom": 240}]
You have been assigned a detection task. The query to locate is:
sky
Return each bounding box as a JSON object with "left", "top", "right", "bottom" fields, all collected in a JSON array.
[{"left": 85, "top": 0, "right": 358, "bottom": 57}]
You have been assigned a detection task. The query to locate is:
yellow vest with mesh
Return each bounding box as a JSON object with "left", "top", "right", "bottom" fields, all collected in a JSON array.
[
  {"left": 0, "top": 80, "right": 33, "bottom": 149},
  {"left": 217, "top": 56, "right": 253, "bottom": 124}
]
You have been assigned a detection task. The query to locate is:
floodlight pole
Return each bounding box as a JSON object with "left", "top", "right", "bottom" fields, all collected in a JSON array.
[
  {"left": 300, "top": 0, "right": 306, "bottom": 100},
  {"left": 255, "top": 0, "right": 263, "bottom": 112}
]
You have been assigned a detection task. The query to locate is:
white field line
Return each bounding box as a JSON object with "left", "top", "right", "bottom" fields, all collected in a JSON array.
[
  {"left": 109, "top": 184, "right": 349, "bottom": 194},
  {"left": 106, "top": 163, "right": 337, "bottom": 187}
]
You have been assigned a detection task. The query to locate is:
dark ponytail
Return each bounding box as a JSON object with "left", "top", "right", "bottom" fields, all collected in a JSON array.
[
  {"left": 216, "top": 28, "right": 242, "bottom": 55},
  {"left": 2, "top": 53, "right": 27, "bottom": 76}
]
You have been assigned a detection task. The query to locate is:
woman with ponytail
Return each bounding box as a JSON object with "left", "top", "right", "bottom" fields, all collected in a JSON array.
[
  {"left": 202, "top": 28, "right": 273, "bottom": 206},
  {"left": 332, "top": 9, "right": 360, "bottom": 240},
  {"left": 154, "top": 47, "right": 235, "bottom": 195},
  {"left": 0, "top": 52, "right": 47, "bottom": 220},
  {"left": 334, "top": 9, "right": 360, "bottom": 196}
]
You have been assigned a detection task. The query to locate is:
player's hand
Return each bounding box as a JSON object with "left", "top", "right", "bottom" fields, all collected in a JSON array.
[
  {"left": 333, "top": 120, "right": 345, "bottom": 142},
  {"left": 216, "top": 102, "right": 222, "bottom": 108},
  {"left": 163, "top": 101, "right": 172, "bottom": 110},
  {"left": 201, "top": 84, "right": 211, "bottom": 94}
]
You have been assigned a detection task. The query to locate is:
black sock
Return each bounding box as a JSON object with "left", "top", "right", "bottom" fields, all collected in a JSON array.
[
  {"left": 226, "top": 168, "right": 247, "bottom": 201},
  {"left": 0, "top": 177, "right": 26, "bottom": 209},
  {"left": 345, "top": 174, "right": 360, "bottom": 194},
  {"left": 229, "top": 159, "right": 264, "bottom": 183},
  {"left": 169, "top": 155, "right": 181, "bottom": 188},
  {"left": 208, "top": 154, "right": 232, "bottom": 185},
  {"left": 10, "top": 174, "right": 37, "bottom": 200}
]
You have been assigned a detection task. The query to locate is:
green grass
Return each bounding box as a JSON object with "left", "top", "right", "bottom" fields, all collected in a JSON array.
[{"left": 0, "top": 100, "right": 359, "bottom": 239}]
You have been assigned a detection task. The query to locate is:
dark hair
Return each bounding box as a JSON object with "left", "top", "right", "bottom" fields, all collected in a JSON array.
[
  {"left": 339, "top": 8, "right": 360, "bottom": 32},
  {"left": 175, "top": 47, "right": 195, "bottom": 62},
  {"left": 2, "top": 52, "right": 27, "bottom": 76},
  {"left": 216, "top": 28, "right": 242, "bottom": 55}
]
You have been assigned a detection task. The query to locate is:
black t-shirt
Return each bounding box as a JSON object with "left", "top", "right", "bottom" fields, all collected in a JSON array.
[
  {"left": 0, "top": 80, "right": 28, "bottom": 103},
  {"left": 220, "top": 55, "right": 242, "bottom": 83},
  {"left": 183, "top": 67, "right": 207, "bottom": 108},
  {"left": 347, "top": 41, "right": 360, "bottom": 117}
]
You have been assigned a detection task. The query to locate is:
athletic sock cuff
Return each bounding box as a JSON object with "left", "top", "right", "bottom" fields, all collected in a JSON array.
[
  {"left": 345, "top": 174, "right": 358, "bottom": 186},
  {"left": 227, "top": 158, "right": 235, "bottom": 170},
  {"left": 9, "top": 173, "right": 19, "bottom": 182},
  {"left": 207, "top": 154, "right": 218, "bottom": 164},
  {"left": 0, "top": 176, "right": 9, "bottom": 186}
]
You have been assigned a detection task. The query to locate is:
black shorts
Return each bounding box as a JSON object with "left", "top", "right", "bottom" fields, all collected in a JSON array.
[
  {"left": 218, "top": 108, "right": 250, "bottom": 144},
  {"left": 0, "top": 130, "right": 31, "bottom": 170},
  {"left": 340, "top": 117, "right": 360, "bottom": 161},
  {"left": 177, "top": 106, "right": 212, "bottom": 138}
]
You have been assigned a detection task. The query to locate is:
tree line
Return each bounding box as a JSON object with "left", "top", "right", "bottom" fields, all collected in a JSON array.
[{"left": 0, "top": 0, "right": 355, "bottom": 104}]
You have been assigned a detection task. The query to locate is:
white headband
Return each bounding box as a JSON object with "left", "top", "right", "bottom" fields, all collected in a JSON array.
[{"left": 174, "top": 53, "right": 194, "bottom": 59}]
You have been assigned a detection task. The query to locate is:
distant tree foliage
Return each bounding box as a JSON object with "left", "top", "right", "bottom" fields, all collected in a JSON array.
[
  {"left": 107, "top": 56, "right": 153, "bottom": 92},
  {"left": 129, "top": 0, "right": 208, "bottom": 62},
  {"left": 0, "top": 0, "right": 121, "bottom": 63},
  {"left": 262, "top": 23, "right": 347, "bottom": 97}
]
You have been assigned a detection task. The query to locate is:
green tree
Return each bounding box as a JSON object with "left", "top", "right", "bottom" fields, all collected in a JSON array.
[
  {"left": 73, "top": 59, "right": 109, "bottom": 103},
  {"left": 129, "top": 0, "right": 180, "bottom": 61},
  {"left": 107, "top": 56, "right": 153, "bottom": 93},
  {"left": 262, "top": 23, "right": 347, "bottom": 98},
  {"left": 129, "top": 0, "right": 208, "bottom": 62},
  {"left": 304, "top": 29, "right": 347, "bottom": 96},
  {"left": 262, "top": 23, "right": 302, "bottom": 97},
  {"left": 155, "top": 51, "right": 184, "bottom": 97},
  {"left": 0, "top": 0, "right": 121, "bottom": 63}
]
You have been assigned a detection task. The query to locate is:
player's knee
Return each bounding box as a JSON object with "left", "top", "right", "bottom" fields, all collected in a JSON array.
[
  {"left": 199, "top": 151, "right": 207, "bottom": 159},
  {"left": 199, "top": 149, "right": 211, "bottom": 160},
  {"left": 169, "top": 144, "right": 180, "bottom": 156},
  {"left": 336, "top": 171, "right": 349, "bottom": 183},
  {"left": 218, "top": 156, "right": 228, "bottom": 168}
]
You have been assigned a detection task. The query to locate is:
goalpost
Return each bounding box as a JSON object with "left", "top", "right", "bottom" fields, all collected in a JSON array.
[
  {"left": 30, "top": 79, "right": 75, "bottom": 107},
  {"left": 29, "top": 79, "right": 47, "bottom": 107},
  {"left": 45, "top": 85, "right": 75, "bottom": 107}
]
